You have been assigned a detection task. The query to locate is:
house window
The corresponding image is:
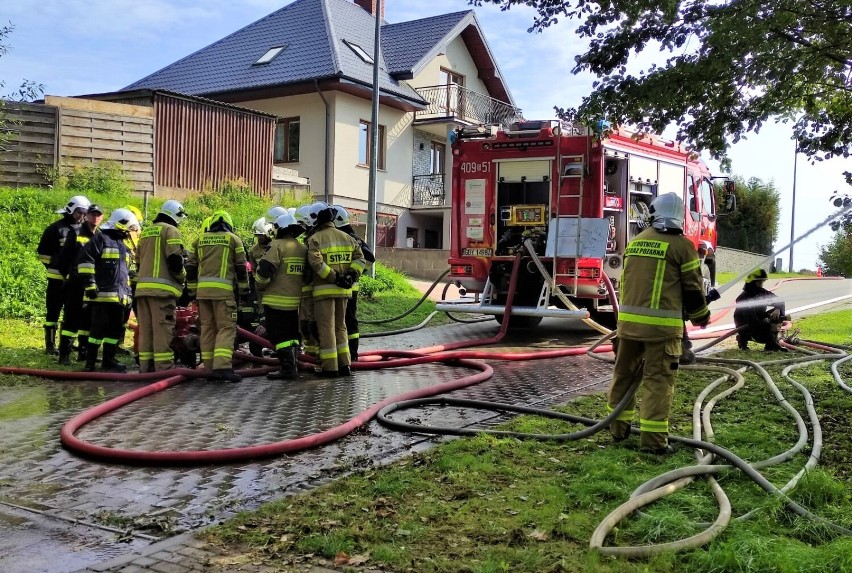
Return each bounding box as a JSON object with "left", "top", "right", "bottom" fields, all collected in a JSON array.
[
  {"left": 358, "top": 120, "right": 386, "bottom": 169},
  {"left": 439, "top": 68, "right": 465, "bottom": 117},
  {"left": 430, "top": 142, "right": 445, "bottom": 175},
  {"left": 255, "top": 46, "right": 286, "bottom": 65},
  {"left": 274, "top": 117, "right": 300, "bottom": 163}
]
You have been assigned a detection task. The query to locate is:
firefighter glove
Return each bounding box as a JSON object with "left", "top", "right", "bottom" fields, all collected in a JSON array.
[
  {"left": 335, "top": 272, "right": 354, "bottom": 289},
  {"left": 706, "top": 288, "right": 721, "bottom": 303},
  {"left": 84, "top": 286, "right": 98, "bottom": 300}
]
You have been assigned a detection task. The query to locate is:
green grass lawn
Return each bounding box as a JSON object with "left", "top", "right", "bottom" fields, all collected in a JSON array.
[{"left": 203, "top": 309, "right": 852, "bottom": 573}]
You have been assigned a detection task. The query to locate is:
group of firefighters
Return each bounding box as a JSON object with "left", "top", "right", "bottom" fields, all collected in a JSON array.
[
  {"left": 38, "top": 191, "right": 788, "bottom": 454},
  {"left": 37, "top": 196, "right": 373, "bottom": 382}
]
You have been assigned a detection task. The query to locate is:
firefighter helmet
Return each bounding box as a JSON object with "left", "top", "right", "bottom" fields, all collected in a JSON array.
[
  {"left": 287, "top": 207, "right": 297, "bottom": 216},
  {"left": 745, "top": 268, "right": 768, "bottom": 284},
  {"left": 159, "top": 200, "right": 187, "bottom": 225},
  {"left": 102, "top": 208, "right": 140, "bottom": 233},
  {"left": 57, "top": 195, "right": 91, "bottom": 215},
  {"left": 332, "top": 205, "right": 350, "bottom": 227},
  {"left": 294, "top": 205, "right": 313, "bottom": 228},
  {"left": 251, "top": 217, "right": 274, "bottom": 237},
  {"left": 209, "top": 210, "right": 234, "bottom": 229},
  {"left": 312, "top": 201, "right": 334, "bottom": 225},
  {"left": 265, "top": 206, "right": 288, "bottom": 224},
  {"left": 648, "top": 192, "right": 685, "bottom": 231},
  {"left": 126, "top": 205, "right": 144, "bottom": 223},
  {"left": 273, "top": 213, "right": 298, "bottom": 230}
]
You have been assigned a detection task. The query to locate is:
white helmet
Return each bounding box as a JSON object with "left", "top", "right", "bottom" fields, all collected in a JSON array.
[
  {"left": 649, "top": 193, "right": 685, "bottom": 231},
  {"left": 310, "top": 201, "right": 332, "bottom": 225},
  {"left": 159, "top": 199, "right": 187, "bottom": 225},
  {"left": 57, "top": 195, "right": 91, "bottom": 215},
  {"left": 265, "top": 206, "right": 288, "bottom": 224},
  {"left": 101, "top": 208, "right": 141, "bottom": 233},
  {"left": 251, "top": 216, "right": 274, "bottom": 237},
  {"left": 274, "top": 213, "right": 298, "bottom": 230},
  {"left": 294, "top": 205, "right": 313, "bottom": 228},
  {"left": 332, "top": 205, "right": 350, "bottom": 228},
  {"left": 287, "top": 207, "right": 297, "bottom": 216}
]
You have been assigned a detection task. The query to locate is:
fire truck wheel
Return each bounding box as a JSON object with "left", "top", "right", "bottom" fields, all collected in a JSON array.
[{"left": 494, "top": 314, "right": 543, "bottom": 329}]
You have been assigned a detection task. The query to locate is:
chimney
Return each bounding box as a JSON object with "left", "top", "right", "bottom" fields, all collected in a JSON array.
[{"left": 354, "top": 0, "right": 384, "bottom": 20}]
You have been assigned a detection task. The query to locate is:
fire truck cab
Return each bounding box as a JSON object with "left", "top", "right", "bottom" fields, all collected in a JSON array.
[{"left": 437, "top": 120, "right": 730, "bottom": 326}]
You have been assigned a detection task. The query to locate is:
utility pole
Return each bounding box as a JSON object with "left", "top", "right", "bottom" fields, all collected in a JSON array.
[
  {"left": 789, "top": 137, "right": 798, "bottom": 273},
  {"left": 366, "top": 0, "right": 382, "bottom": 278}
]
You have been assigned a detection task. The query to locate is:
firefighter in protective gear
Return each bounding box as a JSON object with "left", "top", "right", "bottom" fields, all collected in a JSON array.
[
  {"left": 38, "top": 195, "right": 91, "bottom": 354},
  {"left": 246, "top": 216, "right": 274, "bottom": 319},
  {"left": 186, "top": 210, "right": 249, "bottom": 383},
  {"left": 607, "top": 193, "right": 710, "bottom": 454},
  {"left": 734, "top": 269, "right": 788, "bottom": 352},
  {"left": 255, "top": 213, "right": 306, "bottom": 380},
  {"left": 331, "top": 205, "right": 375, "bottom": 362},
  {"left": 135, "top": 200, "right": 187, "bottom": 372},
  {"left": 78, "top": 208, "right": 139, "bottom": 373},
  {"left": 295, "top": 204, "right": 321, "bottom": 358},
  {"left": 56, "top": 204, "right": 103, "bottom": 365},
  {"left": 306, "top": 203, "right": 365, "bottom": 377}
]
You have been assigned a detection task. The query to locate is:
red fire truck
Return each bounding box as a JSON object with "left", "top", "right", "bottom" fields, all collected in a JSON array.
[{"left": 437, "top": 120, "right": 733, "bottom": 327}]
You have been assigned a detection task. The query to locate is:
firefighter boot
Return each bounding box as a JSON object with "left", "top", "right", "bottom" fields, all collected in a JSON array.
[
  {"left": 212, "top": 369, "right": 242, "bottom": 383},
  {"left": 58, "top": 335, "right": 74, "bottom": 366},
  {"left": 44, "top": 326, "right": 58, "bottom": 355},
  {"left": 84, "top": 343, "right": 100, "bottom": 372},
  {"left": 101, "top": 344, "right": 127, "bottom": 373},
  {"left": 77, "top": 336, "right": 88, "bottom": 362},
  {"left": 349, "top": 338, "right": 359, "bottom": 363},
  {"left": 268, "top": 348, "right": 298, "bottom": 380}
]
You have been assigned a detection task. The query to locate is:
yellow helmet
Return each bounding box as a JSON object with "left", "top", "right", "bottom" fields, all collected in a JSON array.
[
  {"left": 126, "top": 205, "right": 144, "bottom": 223},
  {"left": 745, "top": 269, "right": 768, "bottom": 284},
  {"left": 209, "top": 210, "right": 234, "bottom": 228}
]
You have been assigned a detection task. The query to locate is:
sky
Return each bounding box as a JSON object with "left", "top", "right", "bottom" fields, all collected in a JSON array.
[{"left": 2, "top": 0, "right": 850, "bottom": 270}]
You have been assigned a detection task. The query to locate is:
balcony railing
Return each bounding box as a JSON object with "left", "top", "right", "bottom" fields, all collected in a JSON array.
[
  {"left": 412, "top": 174, "right": 446, "bottom": 206},
  {"left": 414, "top": 85, "right": 522, "bottom": 129}
]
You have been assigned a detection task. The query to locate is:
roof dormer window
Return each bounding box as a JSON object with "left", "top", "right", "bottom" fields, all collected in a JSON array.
[
  {"left": 344, "top": 40, "right": 374, "bottom": 64},
  {"left": 254, "top": 46, "right": 286, "bottom": 65}
]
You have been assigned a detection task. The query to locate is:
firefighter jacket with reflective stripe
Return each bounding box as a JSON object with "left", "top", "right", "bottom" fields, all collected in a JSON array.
[
  {"left": 617, "top": 227, "right": 710, "bottom": 341},
  {"left": 186, "top": 231, "right": 248, "bottom": 300},
  {"left": 38, "top": 215, "right": 81, "bottom": 280},
  {"left": 340, "top": 225, "right": 375, "bottom": 293},
  {"left": 249, "top": 241, "right": 270, "bottom": 268},
  {"left": 77, "top": 229, "right": 132, "bottom": 305},
  {"left": 255, "top": 238, "right": 306, "bottom": 310},
  {"left": 135, "top": 222, "right": 186, "bottom": 298},
  {"left": 56, "top": 224, "right": 97, "bottom": 281},
  {"left": 307, "top": 223, "right": 365, "bottom": 299}
]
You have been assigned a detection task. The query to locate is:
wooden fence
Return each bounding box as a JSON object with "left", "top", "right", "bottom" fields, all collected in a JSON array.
[
  {"left": 0, "top": 101, "right": 57, "bottom": 188},
  {"left": 0, "top": 96, "right": 155, "bottom": 193}
]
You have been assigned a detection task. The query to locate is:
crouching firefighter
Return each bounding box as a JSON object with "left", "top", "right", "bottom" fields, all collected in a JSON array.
[
  {"left": 77, "top": 208, "right": 140, "bottom": 373},
  {"left": 607, "top": 193, "right": 710, "bottom": 454},
  {"left": 734, "top": 268, "right": 789, "bottom": 352},
  {"left": 255, "top": 213, "right": 307, "bottom": 380},
  {"left": 186, "top": 210, "right": 249, "bottom": 383}
]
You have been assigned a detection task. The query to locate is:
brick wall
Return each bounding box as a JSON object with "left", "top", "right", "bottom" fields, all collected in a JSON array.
[{"left": 376, "top": 247, "right": 450, "bottom": 280}]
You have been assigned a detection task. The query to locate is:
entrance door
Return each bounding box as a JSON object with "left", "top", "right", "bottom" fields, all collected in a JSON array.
[
  {"left": 440, "top": 68, "right": 465, "bottom": 118},
  {"left": 425, "top": 229, "right": 440, "bottom": 249}
]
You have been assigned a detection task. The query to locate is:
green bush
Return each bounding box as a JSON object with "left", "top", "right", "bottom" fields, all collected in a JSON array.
[
  {"left": 358, "top": 263, "right": 408, "bottom": 299},
  {"left": 43, "top": 161, "right": 134, "bottom": 198},
  {"left": 0, "top": 177, "right": 312, "bottom": 320}
]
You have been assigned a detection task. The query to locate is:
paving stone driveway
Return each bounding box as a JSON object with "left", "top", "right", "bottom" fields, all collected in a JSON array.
[{"left": 0, "top": 319, "right": 613, "bottom": 573}]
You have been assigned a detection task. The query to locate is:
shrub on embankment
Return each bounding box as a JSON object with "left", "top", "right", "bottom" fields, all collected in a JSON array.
[{"left": 0, "top": 175, "right": 309, "bottom": 320}]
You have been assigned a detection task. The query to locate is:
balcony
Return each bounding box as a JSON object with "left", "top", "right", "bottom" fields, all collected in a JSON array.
[
  {"left": 412, "top": 174, "right": 446, "bottom": 207},
  {"left": 414, "top": 85, "right": 522, "bottom": 130}
]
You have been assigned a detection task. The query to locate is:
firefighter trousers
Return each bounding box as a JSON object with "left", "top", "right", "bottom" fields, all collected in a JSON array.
[
  {"left": 198, "top": 298, "right": 237, "bottom": 371},
  {"left": 88, "top": 303, "right": 128, "bottom": 366},
  {"left": 607, "top": 337, "right": 682, "bottom": 451},
  {"left": 344, "top": 292, "right": 359, "bottom": 361},
  {"left": 299, "top": 293, "right": 319, "bottom": 358},
  {"left": 313, "top": 297, "right": 349, "bottom": 373},
  {"left": 59, "top": 281, "right": 85, "bottom": 339},
  {"left": 44, "top": 277, "right": 65, "bottom": 328},
  {"left": 136, "top": 296, "right": 177, "bottom": 372}
]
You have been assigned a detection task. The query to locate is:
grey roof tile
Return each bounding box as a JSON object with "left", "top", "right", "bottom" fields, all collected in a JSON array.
[{"left": 382, "top": 11, "right": 471, "bottom": 75}]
